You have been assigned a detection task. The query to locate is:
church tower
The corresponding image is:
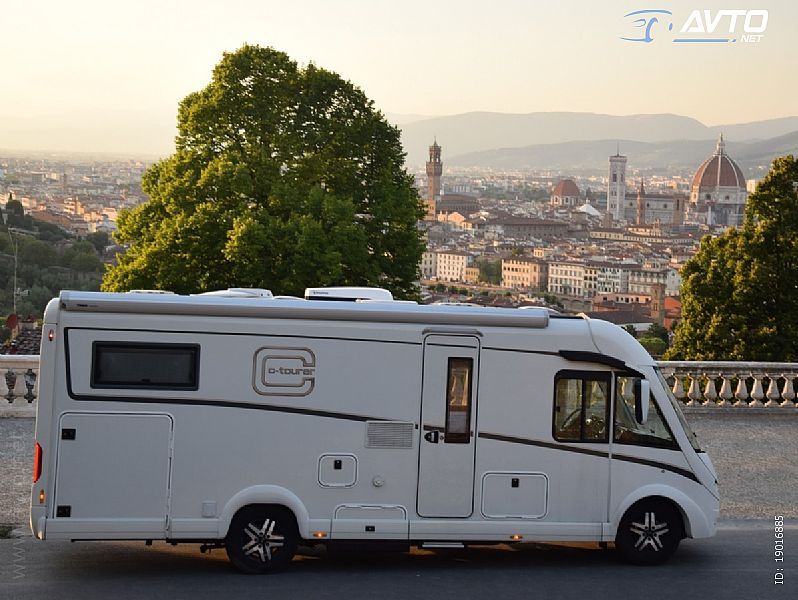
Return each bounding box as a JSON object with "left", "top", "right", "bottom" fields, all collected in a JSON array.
[
  {"left": 607, "top": 145, "right": 627, "bottom": 222},
  {"left": 636, "top": 179, "right": 645, "bottom": 225},
  {"left": 425, "top": 139, "right": 442, "bottom": 220}
]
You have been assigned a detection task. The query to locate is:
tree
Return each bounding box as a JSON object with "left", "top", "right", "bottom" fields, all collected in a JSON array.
[
  {"left": 668, "top": 155, "right": 798, "bottom": 360},
  {"left": 103, "top": 45, "right": 425, "bottom": 298},
  {"left": 647, "top": 323, "right": 669, "bottom": 344},
  {"left": 638, "top": 336, "right": 667, "bottom": 357},
  {"left": 623, "top": 324, "right": 637, "bottom": 338},
  {"left": 69, "top": 252, "right": 104, "bottom": 273},
  {"left": 477, "top": 259, "right": 501, "bottom": 284},
  {"left": 20, "top": 239, "right": 57, "bottom": 268},
  {"left": 86, "top": 231, "right": 110, "bottom": 253}
]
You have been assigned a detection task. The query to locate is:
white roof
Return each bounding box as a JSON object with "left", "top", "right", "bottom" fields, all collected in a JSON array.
[{"left": 57, "top": 290, "right": 552, "bottom": 329}]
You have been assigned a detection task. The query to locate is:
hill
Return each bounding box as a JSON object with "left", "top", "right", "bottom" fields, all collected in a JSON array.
[
  {"left": 399, "top": 112, "right": 798, "bottom": 167},
  {"left": 444, "top": 131, "right": 798, "bottom": 176}
]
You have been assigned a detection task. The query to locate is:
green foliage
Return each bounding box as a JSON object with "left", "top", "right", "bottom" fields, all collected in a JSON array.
[
  {"left": 103, "top": 45, "right": 425, "bottom": 299},
  {"left": 542, "top": 292, "right": 564, "bottom": 309},
  {"left": 668, "top": 155, "right": 798, "bottom": 360},
  {"left": 478, "top": 259, "right": 501, "bottom": 284},
  {"left": 86, "top": 231, "right": 110, "bottom": 253},
  {"left": 638, "top": 336, "right": 667, "bottom": 357},
  {"left": 68, "top": 252, "right": 104, "bottom": 273},
  {"left": 623, "top": 324, "right": 637, "bottom": 338},
  {"left": 647, "top": 323, "right": 669, "bottom": 344},
  {"left": 19, "top": 239, "right": 57, "bottom": 268}
]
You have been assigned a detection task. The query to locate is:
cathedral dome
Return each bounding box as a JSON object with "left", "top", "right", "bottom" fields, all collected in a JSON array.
[
  {"left": 552, "top": 179, "right": 580, "bottom": 198},
  {"left": 690, "top": 135, "right": 746, "bottom": 192}
]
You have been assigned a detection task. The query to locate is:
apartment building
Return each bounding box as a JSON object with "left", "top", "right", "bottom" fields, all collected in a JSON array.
[
  {"left": 501, "top": 257, "right": 548, "bottom": 291},
  {"left": 435, "top": 250, "right": 472, "bottom": 282}
]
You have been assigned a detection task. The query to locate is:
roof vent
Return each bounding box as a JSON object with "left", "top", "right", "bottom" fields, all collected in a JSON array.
[
  {"left": 197, "top": 288, "right": 273, "bottom": 298},
  {"left": 304, "top": 287, "right": 393, "bottom": 302},
  {"left": 127, "top": 289, "right": 176, "bottom": 295}
]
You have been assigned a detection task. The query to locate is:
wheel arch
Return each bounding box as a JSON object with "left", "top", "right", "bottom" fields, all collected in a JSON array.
[
  {"left": 219, "top": 485, "right": 310, "bottom": 539},
  {"left": 611, "top": 484, "right": 711, "bottom": 539}
]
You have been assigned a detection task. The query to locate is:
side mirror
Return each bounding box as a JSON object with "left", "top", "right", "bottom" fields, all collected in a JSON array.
[{"left": 634, "top": 379, "right": 650, "bottom": 424}]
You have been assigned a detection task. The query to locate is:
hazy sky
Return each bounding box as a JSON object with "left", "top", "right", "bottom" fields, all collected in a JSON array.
[{"left": 2, "top": 0, "right": 796, "bottom": 155}]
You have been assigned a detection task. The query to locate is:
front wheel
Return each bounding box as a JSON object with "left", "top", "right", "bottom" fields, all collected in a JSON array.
[
  {"left": 615, "top": 499, "right": 683, "bottom": 565},
  {"left": 225, "top": 505, "right": 298, "bottom": 574}
]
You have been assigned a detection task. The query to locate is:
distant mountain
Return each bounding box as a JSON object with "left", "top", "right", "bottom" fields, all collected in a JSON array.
[
  {"left": 399, "top": 111, "right": 798, "bottom": 167},
  {"left": 445, "top": 131, "right": 798, "bottom": 176},
  {"left": 385, "top": 112, "right": 435, "bottom": 125},
  {"left": 708, "top": 117, "right": 798, "bottom": 141}
]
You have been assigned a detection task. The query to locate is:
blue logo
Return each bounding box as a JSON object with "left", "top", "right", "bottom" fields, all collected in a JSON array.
[
  {"left": 620, "top": 9, "right": 673, "bottom": 43},
  {"left": 621, "top": 8, "right": 768, "bottom": 44}
]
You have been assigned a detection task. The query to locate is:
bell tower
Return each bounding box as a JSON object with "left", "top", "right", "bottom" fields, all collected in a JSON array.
[
  {"left": 425, "top": 139, "right": 442, "bottom": 220},
  {"left": 607, "top": 144, "right": 627, "bottom": 222}
]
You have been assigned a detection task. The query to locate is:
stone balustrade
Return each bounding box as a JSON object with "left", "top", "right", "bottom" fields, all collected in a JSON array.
[
  {"left": 658, "top": 361, "right": 798, "bottom": 409},
  {"left": 0, "top": 355, "right": 40, "bottom": 415},
  {"left": 1, "top": 356, "right": 796, "bottom": 414}
]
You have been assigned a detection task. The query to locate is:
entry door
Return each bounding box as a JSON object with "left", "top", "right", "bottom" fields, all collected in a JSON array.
[{"left": 417, "top": 335, "right": 479, "bottom": 518}]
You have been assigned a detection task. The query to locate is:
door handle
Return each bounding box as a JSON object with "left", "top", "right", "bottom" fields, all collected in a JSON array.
[{"left": 424, "top": 430, "right": 440, "bottom": 444}]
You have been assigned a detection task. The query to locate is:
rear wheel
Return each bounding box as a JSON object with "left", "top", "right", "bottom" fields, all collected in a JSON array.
[
  {"left": 615, "top": 499, "right": 683, "bottom": 565},
  {"left": 225, "top": 505, "right": 298, "bottom": 574}
]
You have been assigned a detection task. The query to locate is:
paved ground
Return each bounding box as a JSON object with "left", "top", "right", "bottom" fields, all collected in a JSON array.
[
  {"left": 0, "top": 523, "right": 795, "bottom": 600},
  {"left": 0, "top": 419, "right": 33, "bottom": 529},
  {"left": 2, "top": 413, "right": 796, "bottom": 528}
]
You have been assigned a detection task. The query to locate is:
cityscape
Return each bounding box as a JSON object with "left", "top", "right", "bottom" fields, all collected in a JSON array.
[{"left": 0, "top": 126, "right": 772, "bottom": 352}]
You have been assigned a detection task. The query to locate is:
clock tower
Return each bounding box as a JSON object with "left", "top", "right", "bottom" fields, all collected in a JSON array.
[{"left": 425, "top": 139, "right": 442, "bottom": 220}]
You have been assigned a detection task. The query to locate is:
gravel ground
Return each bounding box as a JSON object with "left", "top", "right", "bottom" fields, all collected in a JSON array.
[
  {"left": 0, "top": 418, "right": 34, "bottom": 529},
  {"left": 1, "top": 413, "right": 796, "bottom": 528},
  {"left": 688, "top": 412, "right": 798, "bottom": 520}
]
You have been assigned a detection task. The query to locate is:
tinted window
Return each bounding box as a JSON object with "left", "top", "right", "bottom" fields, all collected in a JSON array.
[
  {"left": 553, "top": 371, "right": 610, "bottom": 442},
  {"left": 614, "top": 375, "right": 676, "bottom": 449},
  {"left": 445, "top": 357, "right": 473, "bottom": 443},
  {"left": 92, "top": 343, "right": 199, "bottom": 390}
]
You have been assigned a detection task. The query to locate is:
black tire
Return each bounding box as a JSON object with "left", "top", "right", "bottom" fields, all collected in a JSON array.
[
  {"left": 225, "top": 505, "right": 298, "bottom": 574},
  {"left": 615, "top": 498, "right": 683, "bottom": 566}
]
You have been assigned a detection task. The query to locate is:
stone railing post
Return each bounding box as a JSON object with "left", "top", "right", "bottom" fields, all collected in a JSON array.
[
  {"left": 658, "top": 361, "right": 798, "bottom": 410},
  {"left": 0, "top": 355, "right": 40, "bottom": 414}
]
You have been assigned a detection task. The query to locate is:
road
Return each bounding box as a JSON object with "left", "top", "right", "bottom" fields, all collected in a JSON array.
[{"left": 0, "top": 521, "right": 794, "bottom": 600}]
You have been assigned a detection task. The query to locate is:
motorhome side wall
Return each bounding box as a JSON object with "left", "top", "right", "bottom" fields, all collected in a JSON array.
[
  {"left": 34, "top": 303, "right": 604, "bottom": 541},
  {"left": 32, "top": 300, "right": 715, "bottom": 546}
]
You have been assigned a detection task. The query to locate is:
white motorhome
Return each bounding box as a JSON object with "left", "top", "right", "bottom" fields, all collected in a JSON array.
[{"left": 30, "top": 288, "right": 719, "bottom": 572}]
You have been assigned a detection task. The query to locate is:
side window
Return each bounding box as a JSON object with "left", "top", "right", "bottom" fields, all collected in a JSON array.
[
  {"left": 92, "top": 342, "right": 200, "bottom": 390},
  {"left": 445, "top": 357, "right": 473, "bottom": 443},
  {"left": 614, "top": 376, "right": 677, "bottom": 449},
  {"left": 553, "top": 371, "right": 610, "bottom": 442}
]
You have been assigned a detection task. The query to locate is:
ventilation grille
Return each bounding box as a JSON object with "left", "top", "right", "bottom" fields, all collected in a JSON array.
[{"left": 365, "top": 421, "right": 414, "bottom": 449}]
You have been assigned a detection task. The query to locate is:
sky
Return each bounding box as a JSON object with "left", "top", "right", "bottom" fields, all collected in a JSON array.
[{"left": 2, "top": 0, "right": 797, "bottom": 156}]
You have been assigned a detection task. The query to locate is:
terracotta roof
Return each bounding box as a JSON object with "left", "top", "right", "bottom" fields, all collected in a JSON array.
[
  {"left": 552, "top": 179, "right": 580, "bottom": 198},
  {"left": 691, "top": 137, "right": 746, "bottom": 191}
]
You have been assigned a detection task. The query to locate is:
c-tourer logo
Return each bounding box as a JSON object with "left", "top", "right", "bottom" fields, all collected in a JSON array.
[{"left": 253, "top": 347, "right": 316, "bottom": 397}]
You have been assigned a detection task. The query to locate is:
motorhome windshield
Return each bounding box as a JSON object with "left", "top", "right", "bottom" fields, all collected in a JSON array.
[{"left": 655, "top": 368, "right": 702, "bottom": 452}]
